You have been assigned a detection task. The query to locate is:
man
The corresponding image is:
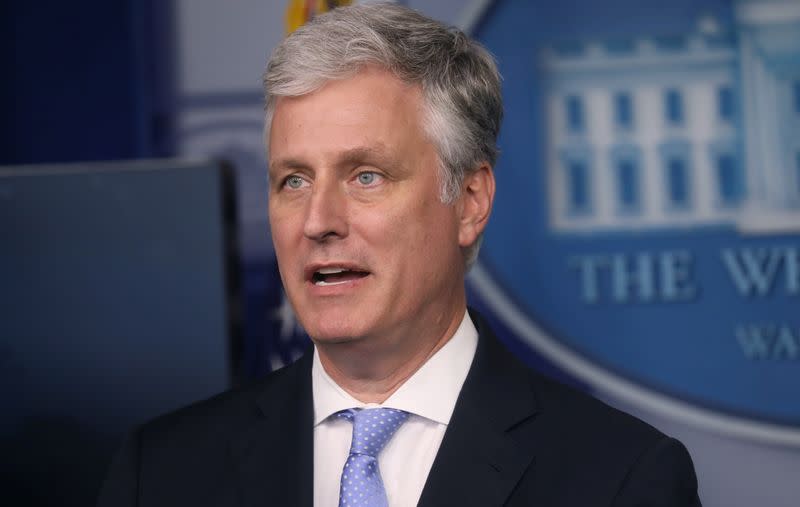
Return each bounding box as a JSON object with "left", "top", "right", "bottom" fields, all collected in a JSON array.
[{"left": 99, "top": 4, "right": 701, "bottom": 506}]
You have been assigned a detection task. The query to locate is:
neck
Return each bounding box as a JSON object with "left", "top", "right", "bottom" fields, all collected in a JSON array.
[{"left": 315, "top": 304, "right": 466, "bottom": 404}]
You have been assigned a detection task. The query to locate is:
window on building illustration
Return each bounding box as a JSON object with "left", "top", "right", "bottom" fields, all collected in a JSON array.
[
  {"left": 718, "top": 86, "right": 734, "bottom": 122},
  {"left": 666, "top": 156, "right": 690, "bottom": 207},
  {"left": 616, "top": 159, "right": 639, "bottom": 211},
  {"left": 655, "top": 35, "right": 687, "bottom": 52},
  {"left": 796, "top": 152, "right": 800, "bottom": 194},
  {"left": 717, "top": 153, "right": 743, "bottom": 205},
  {"left": 566, "top": 95, "right": 584, "bottom": 133},
  {"left": 664, "top": 89, "right": 684, "bottom": 125},
  {"left": 605, "top": 39, "right": 635, "bottom": 55},
  {"left": 705, "top": 32, "right": 736, "bottom": 50},
  {"left": 794, "top": 80, "right": 800, "bottom": 115},
  {"left": 553, "top": 41, "right": 584, "bottom": 58},
  {"left": 566, "top": 159, "right": 590, "bottom": 214},
  {"left": 614, "top": 92, "right": 633, "bottom": 129}
]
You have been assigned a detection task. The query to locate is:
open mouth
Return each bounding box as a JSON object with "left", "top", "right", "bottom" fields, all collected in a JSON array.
[{"left": 312, "top": 267, "right": 370, "bottom": 286}]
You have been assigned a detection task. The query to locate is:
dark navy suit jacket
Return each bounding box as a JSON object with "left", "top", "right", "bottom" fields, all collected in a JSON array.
[{"left": 98, "top": 313, "right": 702, "bottom": 506}]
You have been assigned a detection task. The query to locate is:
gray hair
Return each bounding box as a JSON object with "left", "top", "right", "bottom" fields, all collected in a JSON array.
[{"left": 263, "top": 2, "right": 502, "bottom": 266}]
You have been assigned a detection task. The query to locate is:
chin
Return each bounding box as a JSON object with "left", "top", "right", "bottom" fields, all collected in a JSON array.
[
  {"left": 309, "top": 333, "right": 359, "bottom": 346},
  {"left": 301, "top": 312, "right": 366, "bottom": 344},
  {"left": 295, "top": 295, "right": 374, "bottom": 335}
]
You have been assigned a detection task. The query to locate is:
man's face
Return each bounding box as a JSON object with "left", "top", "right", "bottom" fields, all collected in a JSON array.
[{"left": 268, "top": 68, "right": 470, "bottom": 347}]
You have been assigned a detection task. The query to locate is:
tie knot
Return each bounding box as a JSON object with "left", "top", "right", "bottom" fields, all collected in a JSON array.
[{"left": 337, "top": 408, "right": 409, "bottom": 458}]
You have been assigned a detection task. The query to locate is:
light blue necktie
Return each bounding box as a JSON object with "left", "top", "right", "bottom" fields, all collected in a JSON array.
[{"left": 336, "top": 408, "right": 410, "bottom": 507}]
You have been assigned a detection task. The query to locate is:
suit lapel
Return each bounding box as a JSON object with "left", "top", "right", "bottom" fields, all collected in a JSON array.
[
  {"left": 224, "top": 314, "right": 540, "bottom": 507},
  {"left": 417, "top": 314, "right": 540, "bottom": 507},
  {"left": 229, "top": 351, "right": 315, "bottom": 507}
]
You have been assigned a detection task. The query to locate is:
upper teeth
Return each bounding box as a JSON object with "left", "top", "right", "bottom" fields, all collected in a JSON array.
[{"left": 317, "top": 267, "right": 347, "bottom": 274}]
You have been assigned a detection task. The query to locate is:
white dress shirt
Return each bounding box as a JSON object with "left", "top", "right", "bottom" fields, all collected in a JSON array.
[{"left": 312, "top": 311, "right": 478, "bottom": 507}]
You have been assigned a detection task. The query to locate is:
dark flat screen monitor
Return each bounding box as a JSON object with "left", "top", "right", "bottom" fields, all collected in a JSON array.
[{"left": 0, "top": 158, "right": 241, "bottom": 506}]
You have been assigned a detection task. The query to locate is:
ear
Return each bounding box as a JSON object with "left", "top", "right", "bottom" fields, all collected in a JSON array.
[{"left": 458, "top": 163, "right": 495, "bottom": 249}]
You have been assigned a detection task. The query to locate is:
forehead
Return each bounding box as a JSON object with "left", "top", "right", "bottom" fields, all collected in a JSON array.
[{"left": 268, "top": 68, "right": 429, "bottom": 164}]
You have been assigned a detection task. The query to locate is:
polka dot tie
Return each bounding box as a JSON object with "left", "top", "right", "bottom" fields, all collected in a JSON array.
[{"left": 336, "top": 408, "right": 410, "bottom": 507}]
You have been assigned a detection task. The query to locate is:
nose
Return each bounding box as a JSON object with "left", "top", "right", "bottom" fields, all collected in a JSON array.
[{"left": 303, "top": 177, "right": 348, "bottom": 242}]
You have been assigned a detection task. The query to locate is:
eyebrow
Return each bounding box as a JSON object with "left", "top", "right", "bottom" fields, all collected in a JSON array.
[
  {"left": 270, "top": 145, "right": 399, "bottom": 174},
  {"left": 336, "top": 146, "right": 397, "bottom": 171},
  {"left": 269, "top": 157, "right": 308, "bottom": 173}
]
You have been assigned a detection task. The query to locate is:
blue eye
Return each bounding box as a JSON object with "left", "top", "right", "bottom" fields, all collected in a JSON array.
[
  {"left": 285, "top": 175, "right": 304, "bottom": 189},
  {"left": 357, "top": 172, "right": 378, "bottom": 185}
]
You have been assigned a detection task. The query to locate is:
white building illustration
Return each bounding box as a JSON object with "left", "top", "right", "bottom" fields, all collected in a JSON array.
[{"left": 542, "top": 0, "right": 800, "bottom": 233}]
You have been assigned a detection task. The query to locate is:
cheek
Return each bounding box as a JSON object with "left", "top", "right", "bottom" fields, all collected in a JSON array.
[
  {"left": 372, "top": 201, "right": 431, "bottom": 246},
  {"left": 270, "top": 201, "right": 300, "bottom": 235},
  {"left": 269, "top": 211, "right": 303, "bottom": 267},
  {"left": 269, "top": 220, "right": 288, "bottom": 253},
  {"left": 354, "top": 204, "right": 425, "bottom": 278},
  {"left": 386, "top": 203, "right": 458, "bottom": 267}
]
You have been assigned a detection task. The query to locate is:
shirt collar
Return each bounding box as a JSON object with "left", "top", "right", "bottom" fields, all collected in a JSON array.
[{"left": 312, "top": 310, "right": 478, "bottom": 426}]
